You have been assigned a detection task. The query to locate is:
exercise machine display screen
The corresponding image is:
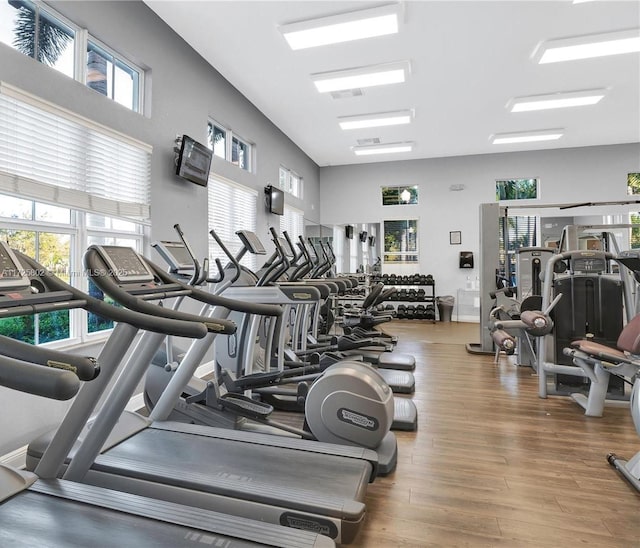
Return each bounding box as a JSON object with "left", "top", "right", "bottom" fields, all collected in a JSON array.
[
  {"left": 571, "top": 257, "right": 606, "bottom": 273},
  {"left": 95, "top": 246, "right": 154, "bottom": 283},
  {"left": 0, "top": 241, "right": 31, "bottom": 289},
  {"left": 154, "top": 241, "right": 194, "bottom": 271},
  {"left": 236, "top": 230, "right": 266, "bottom": 255}
]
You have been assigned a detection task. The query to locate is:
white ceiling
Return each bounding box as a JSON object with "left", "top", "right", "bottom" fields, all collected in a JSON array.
[{"left": 144, "top": 1, "right": 640, "bottom": 167}]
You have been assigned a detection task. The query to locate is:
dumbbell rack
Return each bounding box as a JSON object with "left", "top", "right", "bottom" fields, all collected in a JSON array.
[{"left": 370, "top": 274, "right": 436, "bottom": 322}]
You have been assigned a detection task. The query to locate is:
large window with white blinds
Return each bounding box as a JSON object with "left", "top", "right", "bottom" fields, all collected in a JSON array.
[
  {"left": 0, "top": 82, "right": 151, "bottom": 221},
  {"left": 280, "top": 205, "right": 304, "bottom": 243},
  {"left": 0, "top": 83, "right": 149, "bottom": 346},
  {"left": 207, "top": 175, "right": 258, "bottom": 272}
]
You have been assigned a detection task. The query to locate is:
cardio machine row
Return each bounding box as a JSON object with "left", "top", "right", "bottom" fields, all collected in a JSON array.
[{"left": 0, "top": 229, "right": 416, "bottom": 545}]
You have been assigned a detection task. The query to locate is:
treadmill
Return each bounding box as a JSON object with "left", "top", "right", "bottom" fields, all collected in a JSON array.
[
  {"left": 24, "top": 245, "right": 378, "bottom": 544},
  {"left": 0, "top": 260, "right": 332, "bottom": 547}
]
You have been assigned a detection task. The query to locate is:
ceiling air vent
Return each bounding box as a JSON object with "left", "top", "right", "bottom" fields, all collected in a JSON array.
[
  {"left": 356, "top": 138, "right": 381, "bottom": 146},
  {"left": 330, "top": 89, "right": 363, "bottom": 99}
]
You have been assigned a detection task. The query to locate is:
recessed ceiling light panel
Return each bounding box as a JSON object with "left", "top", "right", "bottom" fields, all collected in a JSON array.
[
  {"left": 279, "top": 3, "right": 402, "bottom": 50},
  {"left": 353, "top": 141, "right": 414, "bottom": 156},
  {"left": 507, "top": 89, "right": 607, "bottom": 112},
  {"left": 534, "top": 28, "right": 640, "bottom": 63},
  {"left": 312, "top": 61, "right": 411, "bottom": 93},
  {"left": 491, "top": 130, "right": 564, "bottom": 145},
  {"left": 339, "top": 110, "right": 413, "bottom": 130}
]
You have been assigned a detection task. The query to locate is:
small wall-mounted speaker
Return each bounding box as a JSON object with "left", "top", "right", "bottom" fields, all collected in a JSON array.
[{"left": 459, "top": 251, "right": 474, "bottom": 268}]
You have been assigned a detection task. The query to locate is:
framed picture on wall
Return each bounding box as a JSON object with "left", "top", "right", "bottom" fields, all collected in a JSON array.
[{"left": 450, "top": 231, "right": 462, "bottom": 245}]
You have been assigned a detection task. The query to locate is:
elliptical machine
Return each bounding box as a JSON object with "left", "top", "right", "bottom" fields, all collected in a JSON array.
[{"left": 144, "top": 225, "right": 398, "bottom": 474}]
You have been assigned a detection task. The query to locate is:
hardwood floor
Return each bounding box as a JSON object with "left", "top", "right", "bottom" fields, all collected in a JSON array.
[{"left": 350, "top": 321, "right": 640, "bottom": 547}]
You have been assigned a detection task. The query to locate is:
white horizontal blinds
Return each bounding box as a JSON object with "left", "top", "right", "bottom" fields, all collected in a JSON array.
[
  {"left": 0, "top": 82, "right": 151, "bottom": 222},
  {"left": 280, "top": 205, "right": 304, "bottom": 241},
  {"left": 208, "top": 175, "right": 258, "bottom": 271}
]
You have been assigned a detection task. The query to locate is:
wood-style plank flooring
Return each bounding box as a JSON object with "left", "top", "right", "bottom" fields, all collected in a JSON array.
[{"left": 349, "top": 320, "right": 640, "bottom": 547}]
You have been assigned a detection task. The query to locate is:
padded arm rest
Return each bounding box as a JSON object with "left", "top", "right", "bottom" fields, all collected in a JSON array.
[{"left": 491, "top": 329, "right": 516, "bottom": 354}]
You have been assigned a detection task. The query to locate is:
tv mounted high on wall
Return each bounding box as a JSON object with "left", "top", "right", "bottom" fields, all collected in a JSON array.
[
  {"left": 345, "top": 225, "right": 354, "bottom": 239},
  {"left": 175, "top": 135, "right": 213, "bottom": 187},
  {"left": 265, "top": 185, "right": 284, "bottom": 215}
]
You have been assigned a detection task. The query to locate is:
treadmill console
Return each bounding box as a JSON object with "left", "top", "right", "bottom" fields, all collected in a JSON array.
[
  {"left": 236, "top": 230, "right": 266, "bottom": 255},
  {"left": 93, "top": 246, "right": 155, "bottom": 283},
  {"left": 152, "top": 241, "right": 195, "bottom": 272},
  {"left": 0, "top": 241, "right": 31, "bottom": 290}
]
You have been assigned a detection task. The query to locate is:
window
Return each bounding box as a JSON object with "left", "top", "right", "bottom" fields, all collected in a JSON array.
[
  {"left": 382, "top": 185, "right": 418, "bottom": 205},
  {"left": 280, "top": 205, "right": 304, "bottom": 244},
  {"left": 499, "top": 215, "right": 537, "bottom": 285},
  {"left": 384, "top": 220, "right": 418, "bottom": 263},
  {"left": 0, "top": 0, "right": 75, "bottom": 79},
  {"left": 496, "top": 178, "right": 539, "bottom": 201},
  {"left": 207, "top": 120, "right": 253, "bottom": 172},
  {"left": 87, "top": 38, "right": 141, "bottom": 112},
  {"left": 279, "top": 166, "right": 303, "bottom": 199},
  {"left": 0, "top": 84, "right": 150, "bottom": 345},
  {"left": 0, "top": 198, "right": 143, "bottom": 343},
  {"left": 332, "top": 225, "right": 344, "bottom": 274},
  {"left": 628, "top": 173, "right": 640, "bottom": 195},
  {"left": 349, "top": 236, "right": 358, "bottom": 273},
  {"left": 0, "top": 82, "right": 151, "bottom": 221},
  {"left": 0, "top": 1, "right": 143, "bottom": 112},
  {"left": 208, "top": 175, "right": 258, "bottom": 271}
]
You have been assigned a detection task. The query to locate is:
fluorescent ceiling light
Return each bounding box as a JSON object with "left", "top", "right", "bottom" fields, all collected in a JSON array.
[
  {"left": 534, "top": 29, "right": 640, "bottom": 63},
  {"left": 353, "top": 142, "right": 414, "bottom": 156},
  {"left": 339, "top": 110, "right": 413, "bottom": 130},
  {"left": 280, "top": 3, "right": 401, "bottom": 50},
  {"left": 508, "top": 89, "right": 606, "bottom": 112},
  {"left": 312, "top": 61, "right": 410, "bottom": 93},
  {"left": 491, "top": 130, "right": 564, "bottom": 145}
]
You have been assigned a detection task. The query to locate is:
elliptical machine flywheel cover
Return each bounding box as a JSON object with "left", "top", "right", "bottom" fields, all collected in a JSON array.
[{"left": 305, "top": 361, "right": 394, "bottom": 449}]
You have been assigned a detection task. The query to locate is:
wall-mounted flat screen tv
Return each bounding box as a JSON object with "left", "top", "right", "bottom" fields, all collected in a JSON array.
[
  {"left": 345, "top": 225, "right": 354, "bottom": 239},
  {"left": 176, "top": 135, "right": 212, "bottom": 187},
  {"left": 265, "top": 185, "right": 284, "bottom": 215}
]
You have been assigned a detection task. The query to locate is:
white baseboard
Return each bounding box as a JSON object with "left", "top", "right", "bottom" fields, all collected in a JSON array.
[
  {"left": 0, "top": 445, "right": 28, "bottom": 469},
  {"left": 1, "top": 361, "right": 216, "bottom": 469}
]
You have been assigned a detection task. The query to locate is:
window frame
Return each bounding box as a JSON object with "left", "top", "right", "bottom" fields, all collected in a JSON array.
[
  {"left": 207, "top": 174, "right": 258, "bottom": 272},
  {"left": 279, "top": 165, "right": 303, "bottom": 199},
  {"left": 381, "top": 185, "right": 418, "bottom": 206},
  {"left": 496, "top": 178, "right": 540, "bottom": 201},
  {"left": 383, "top": 219, "right": 419, "bottom": 264},
  {"left": 0, "top": 1, "right": 143, "bottom": 113},
  {"left": 85, "top": 34, "right": 144, "bottom": 113},
  {"left": 0, "top": 195, "right": 145, "bottom": 347},
  {"left": 207, "top": 120, "right": 254, "bottom": 173}
]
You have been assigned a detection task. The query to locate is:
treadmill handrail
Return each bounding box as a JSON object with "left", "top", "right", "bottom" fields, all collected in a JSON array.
[
  {"left": 0, "top": 333, "right": 99, "bottom": 381},
  {"left": 86, "top": 246, "right": 281, "bottom": 326},
  {"left": 0, "top": 352, "right": 81, "bottom": 400},
  {"left": 16, "top": 251, "right": 208, "bottom": 340}
]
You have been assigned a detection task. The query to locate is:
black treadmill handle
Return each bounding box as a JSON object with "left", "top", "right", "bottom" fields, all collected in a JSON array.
[
  {"left": 0, "top": 353, "right": 81, "bottom": 400},
  {"left": 84, "top": 250, "right": 231, "bottom": 336},
  {"left": 0, "top": 334, "right": 99, "bottom": 381},
  {"left": 15, "top": 250, "right": 210, "bottom": 340}
]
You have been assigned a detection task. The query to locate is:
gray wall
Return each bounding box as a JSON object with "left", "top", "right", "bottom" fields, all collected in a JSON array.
[
  {"left": 320, "top": 143, "right": 640, "bottom": 299},
  {"left": 0, "top": 0, "right": 319, "bottom": 456}
]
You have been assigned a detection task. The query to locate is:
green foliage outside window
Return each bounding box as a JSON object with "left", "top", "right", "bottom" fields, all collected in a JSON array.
[
  {"left": 496, "top": 179, "right": 538, "bottom": 201},
  {"left": 382, "top": 186, "right": 418, "bottom": 205},
  {"left": 384, "top": 219, "right": 418, "bottom": 263},
  {"left": 627, "top": 173, "right": 640, "bottom": 195}
]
